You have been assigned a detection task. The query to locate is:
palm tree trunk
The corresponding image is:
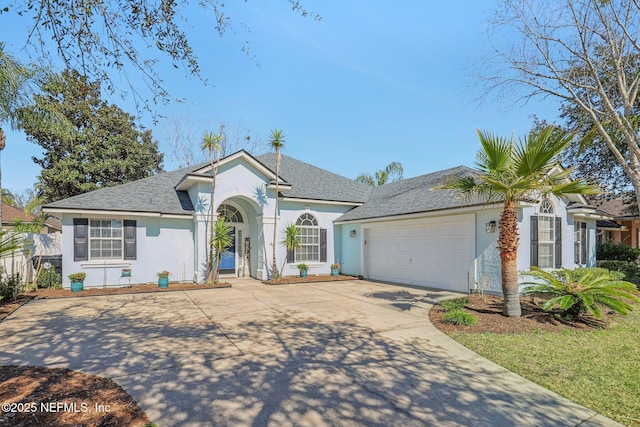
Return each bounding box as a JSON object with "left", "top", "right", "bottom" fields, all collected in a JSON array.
[
  {"left": 498, "top": 201, "right": 522, "bottom": 317},
  {"left": 272, "top": 151, "right": 280, "bottom": 278},
  {"left": 207, "top": 154, "right": 216, "bottom": 284},
  {"left": 0, "top": 127, "right": 5, "bottom": 233}
]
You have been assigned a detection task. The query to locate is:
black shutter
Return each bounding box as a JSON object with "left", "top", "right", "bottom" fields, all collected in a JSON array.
[
  {"left": 530, "top": 216, "right": 538, "bottom": 267},
  {"left": 580, "top": 222, "right": 587, "bottom": 265},
  {"left": 287, "top": 248, "right": 295, "bottom": 263},
  {"left": 555, "top": 217, "right": 562, "bottom": 268},
  {"left": 124, "top": 220, "right": 137, "bottom": 260},
  {"left": 574, "top": 223, "right": 580, "bottom": 264},
  {"left": 320, "top": 228, "right": 327, "bottom": 262},
  {"left": 74, "top": 218, "right": 89, "bottom": 261}
]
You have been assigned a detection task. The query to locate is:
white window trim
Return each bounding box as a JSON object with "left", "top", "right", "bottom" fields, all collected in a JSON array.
[
  {"left": 89, "top": 219, "right": 124, "bottom": 261},
  {"left": 295, "top": 213, "right": 320, "bottom": 263},
  {"left": 537, "top": 199, "right": 555, "bottom": 269}
]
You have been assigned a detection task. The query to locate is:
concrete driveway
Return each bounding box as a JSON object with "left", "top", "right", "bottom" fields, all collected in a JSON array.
[{"left": 0, "top": 279, "right": 621, "bottom": 426}]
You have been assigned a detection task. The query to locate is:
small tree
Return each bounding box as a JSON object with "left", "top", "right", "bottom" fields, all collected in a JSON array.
[
  {"left": 212, "top": 217, "right": 234, "bottom": 284},
  {"left": 201, "top": 131, "right": 222, "bottom": 284},
  {"left": 279, "top": 223, "right": 301, "bottom": 278},
  {"left": 443, "top": 126, "right": 599, "bottom": 317},
  {"left": 269, "top": 128, "right": 286, "bottom": 279},
  {"left": 0, "top": 230, "right": 24, "bottom": 302}
]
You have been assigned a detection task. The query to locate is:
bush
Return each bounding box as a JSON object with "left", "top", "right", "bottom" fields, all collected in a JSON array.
[
  {"left": 523, "top": 267, "right": 640, "bottom": 319},
  {"left": 596, "top": 260, "right": 640, "bottom": 286},
  {"left": 597, "top": 240, "right": 640, "bottom": 262},
  {"left": 441, "top": 308, "right": 477, "bottom": 326},
  {"left": 439, "top": 297, "right": 470, "bottom": 312},
  {"left": 37, "top": 269, "right": 62, "bottom": 289},
  {"left": 0, "top": 273, "right": 22, "bottom": 302}
]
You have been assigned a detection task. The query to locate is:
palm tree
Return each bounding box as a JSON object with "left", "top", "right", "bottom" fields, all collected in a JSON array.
[
  {"left": 280, "top": 223, "right": 302, "bottom": 277},
  {"left": 269, "top": 128, "right": 285, "bottom": 279},
  {"left": 356, "top": 161, "right": 404, "bottom": 186},
  {"left": 201, "top": 131, "right": 222, "bottom": 284},
  {"left": 212, "top": 217, "right": 234, "bottom": 284},
  {"left": 0, "top": 43, "right": 35, "bottom": 232},
  {"left": 444, "top": 126, "right": 600, "bottom": 317}
]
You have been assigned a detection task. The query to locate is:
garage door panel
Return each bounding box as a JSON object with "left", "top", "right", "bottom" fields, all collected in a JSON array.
[{"left": 365, "top": 216, "right": 474, "bottom": 293}]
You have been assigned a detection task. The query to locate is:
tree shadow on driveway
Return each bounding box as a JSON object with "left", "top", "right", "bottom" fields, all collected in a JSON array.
[{"left": 0, "top": 291, "right": 610, "bottom": 426}]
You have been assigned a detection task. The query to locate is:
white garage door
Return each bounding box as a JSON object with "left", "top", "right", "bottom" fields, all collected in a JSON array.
[{"left": 364, "top": 214, "right": 475, "bottom": 292}]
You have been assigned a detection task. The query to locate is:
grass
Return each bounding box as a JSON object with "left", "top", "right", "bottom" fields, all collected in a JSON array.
[
  {"left": 448, "top": 309, "right": 640, "bottom": 426},
  {"left": 441, "top": 308, "right": 477, "bottom": 325},
  {"left": 439, "top": 297, "right": 470, "bottom": 312}
]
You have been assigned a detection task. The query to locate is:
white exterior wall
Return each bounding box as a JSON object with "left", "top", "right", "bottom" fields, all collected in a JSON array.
[
  {"left": 340, "top": 196, "right": 599, "bottom": 296},
  {"left": 474, "top": 207, "right": 504, "bottom": 293},
  {"left": 61, "top": 214, "right": 194, "bottom": 289},
  {"left": 518, "top": 196, "right": 598, "bottom": 275},
  {"left": 191, "top": 161, "right": 269, "bottom": 281},
  {"left": 338, "top": 223, "right": 363, "bottom": 276},
  {"left": 276, "top": 201, "right": 352, "bottom": 278}
]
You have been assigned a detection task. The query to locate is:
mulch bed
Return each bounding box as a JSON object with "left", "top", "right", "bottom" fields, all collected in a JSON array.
[
  {"left": 429, "top": 293, "right": 612, "bottom": 334},
  {"left": 263, "top": 274, "right": 357, "bottom": 285},
  {"left": 0, "top": 365, "right": 151, "bottom": 427}
]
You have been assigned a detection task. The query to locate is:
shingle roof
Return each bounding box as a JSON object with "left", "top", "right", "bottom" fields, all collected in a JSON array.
[
  {"left": 255, "top": 153, "right": 372, "bottom": 203},
  {"left": 44, "top": 162, "right": 208, "bottom": 215},
  {"left": 336, "top": 165, "right": 486, "bottom": 222},
  {"left": 43, "top": 153, "right": 489, "bottom": 220},
  {"left": 590, "top": 197, "right": 639, "bottom": 218},
  {"left": 42, "top": 152, "right": 371, "bottom": 214},
  {"left": 2, "top": 203, "right": 34, "bottom": 224}
]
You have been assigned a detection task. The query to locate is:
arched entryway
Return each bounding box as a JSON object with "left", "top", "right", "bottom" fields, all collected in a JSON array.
[{"left": 217, "top": 201, "right": 251, "bottom": 277}]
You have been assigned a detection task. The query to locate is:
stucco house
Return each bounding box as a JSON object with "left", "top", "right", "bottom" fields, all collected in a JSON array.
[{"left": 43, "top": 150, "right": 605, "bottom": 294}]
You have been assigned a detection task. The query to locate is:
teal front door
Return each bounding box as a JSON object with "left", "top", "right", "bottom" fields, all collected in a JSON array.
[{"left": 219, "top": 227, "right": 236, "bottom": 274}]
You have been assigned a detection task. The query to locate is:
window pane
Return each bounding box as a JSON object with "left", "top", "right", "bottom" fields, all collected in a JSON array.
[
  {"left": 539, "top": 243, "right": 554, "bottom": 268},
  {"left": 538, "top": 217, "right": 554, "bottom": 242},
  {"left": 88, "top": 218, "right": 124, "bottom": 260}
]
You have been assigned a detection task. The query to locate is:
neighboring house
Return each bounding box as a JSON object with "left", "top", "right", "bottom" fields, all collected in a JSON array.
[
  {"left": 590, "top": 197, "right": 639, "bottom": 247},
  {"left": 43, "top": 150, "right": 604, "bottom": 293},
  {"left": 1, "top": 202, "right": 61, "bottom": 233},
  {"left": 0, "top": 202, "right": 63, "bottom": 279}
]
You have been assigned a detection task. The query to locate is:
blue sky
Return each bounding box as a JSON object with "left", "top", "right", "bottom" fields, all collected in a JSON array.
[{"left": 1, "top": 1, "right": 561, "bottom": 195}]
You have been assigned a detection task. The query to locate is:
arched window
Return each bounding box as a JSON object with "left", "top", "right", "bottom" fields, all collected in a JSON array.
[
  {"left": 296, "top": 213, "right": 320, "bottom": 262},
  {"left": 218, "top": 204, "right": 243, "bottom": 223},
  {"left": 539, "top": 199, "right": 555, "bottom": 214},
  {"left": 536, "top": 199, "right": 557, "bottom": 269}
]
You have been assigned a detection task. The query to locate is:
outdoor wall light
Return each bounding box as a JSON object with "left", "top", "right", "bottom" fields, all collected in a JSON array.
[
  {"left": 349, "top": 229, "right": 357, "bottom": 238},
  {"left": 486, "top": 221, "right": 497, "bottom": 233}
]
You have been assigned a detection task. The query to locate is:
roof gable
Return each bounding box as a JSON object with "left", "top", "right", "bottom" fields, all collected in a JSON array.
[{"left": 255, "top": 153, "right": 372, "bottom": 203}]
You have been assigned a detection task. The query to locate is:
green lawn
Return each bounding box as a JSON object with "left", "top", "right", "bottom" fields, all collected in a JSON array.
[{"left": 448, "top": 309, "right": 640, "bottom": 426}]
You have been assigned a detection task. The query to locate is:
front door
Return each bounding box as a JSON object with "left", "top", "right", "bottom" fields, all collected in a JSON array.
[{"left": 219, "top": 227, "right": 236, "bottom": 274}]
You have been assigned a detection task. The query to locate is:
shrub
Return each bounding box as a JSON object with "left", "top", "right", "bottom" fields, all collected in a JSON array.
[
  {"left": 0, "top": 273, "right": 22, "bottom": 302},
  {"left": 441, "top": 308, "right": 477, "bottom": 326},
  {"left": 523, "top": 267, "right": 640, "bottom": 319},
  {"left": 597, "top": 240, "right": 640, "bottom": 262},
  {"left": 37, "top": 269, "right": 62, "bottom": 289},
  {"left": 439, "top": 297, "right": 470, "bottom": 312},
  {"left": 596, "top": 260, "right": 640, "bottom": 286}
]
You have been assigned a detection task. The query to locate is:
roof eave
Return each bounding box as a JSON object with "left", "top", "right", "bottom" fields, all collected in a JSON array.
[
  {"left": 280, "top": 197, "right": 364, "bottom": 207},
  {"left": 43, "top": 207, "right": 193, "bottom": 219},
  {"left": 335, "top": 201, "right": 506, "bottom": 224}
]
